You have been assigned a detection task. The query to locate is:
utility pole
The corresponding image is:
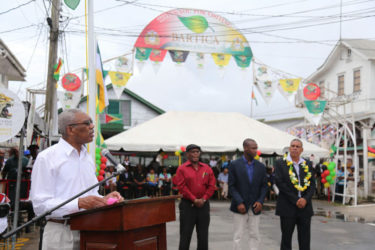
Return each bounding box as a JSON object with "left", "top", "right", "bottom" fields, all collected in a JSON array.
[{"left": 44, "top": 0, "right": 61, "bottom": 145}]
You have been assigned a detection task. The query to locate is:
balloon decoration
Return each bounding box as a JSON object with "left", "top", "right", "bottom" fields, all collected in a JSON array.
[
  {"left": 321, "top": 161, "right": 336, "bottom": 188},
  {"left": 254, "top": 150, "right": 261, "bottom": 160},
  {"left": 95, "top": 147, "right": 107, "bottom": 181},
  {"left": 174, "top": 146, "right": 187, "bottom": 166}
]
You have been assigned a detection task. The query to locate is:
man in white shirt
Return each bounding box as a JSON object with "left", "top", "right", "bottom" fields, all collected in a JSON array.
[{"left": 30, "top": 109, "right": 123, "bottom": 250}]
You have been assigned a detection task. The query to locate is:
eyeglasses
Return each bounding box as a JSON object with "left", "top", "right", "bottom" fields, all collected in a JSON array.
[{"left": 68, "top": 119, "right": 93, "bottom": 127}]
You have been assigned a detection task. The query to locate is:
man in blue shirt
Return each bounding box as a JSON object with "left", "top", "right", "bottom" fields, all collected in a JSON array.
[
  {"left": 217, "top": 168, "right": 229, "bottom": 199},
  {"left": 228, "top": 138, "right": 267, "bottom": 250}
]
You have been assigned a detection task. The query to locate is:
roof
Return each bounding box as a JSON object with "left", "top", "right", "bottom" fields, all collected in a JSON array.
[
  {"left": 79, "top": 84, "right": 165, "bottom": 114},
  {"left": 105, "top": 111, "right": 329, "bottom": 157},
  {"left": 0, "top": 39, "right": 26, "bottom": 81},
  {"left": 307, "top": 39, "right": 375, "bottom": 81}
]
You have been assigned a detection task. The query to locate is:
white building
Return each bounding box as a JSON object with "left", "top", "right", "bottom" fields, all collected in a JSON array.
[{"left": 306, "top": 39, "right": 375, "bottom": 197}]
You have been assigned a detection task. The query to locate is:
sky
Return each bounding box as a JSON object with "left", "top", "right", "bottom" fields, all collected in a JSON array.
[{"left": 1, "top": 0, "right": 375, "bottom": 120}]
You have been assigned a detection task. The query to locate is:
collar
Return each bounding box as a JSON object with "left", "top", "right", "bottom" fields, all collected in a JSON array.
[
  {"left": 287, "top": 153, "right": 304, "bottom": 165},
  {"left": 242, "top": 155, "right": 254, "bottom": 165},
  {"left": 186, "top": 160, "right": 203, "bottom": 167},
  {"left": 58, "top": 138, "right": 87, "bottom": 157}
]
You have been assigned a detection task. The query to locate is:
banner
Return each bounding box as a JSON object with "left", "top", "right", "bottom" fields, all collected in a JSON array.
[
  {"left": 304, "top": 100, "right": 327, "bottom": 114},
  {"left": 108, "top": 71, "right": 132, "bottom": 99},
  {"left": 253, "top": 61, "right": 278, "bottom": 105},
  {"left": 53, "top": 58, "right": 63, "bottom": 81},
  {"left": 135, "top": 47, "right": 152, "bottom": 61},
  {"left": 169, "top": 50, "right": 189, "bottom": 64},
  {"left": 134, "top": 9, "right": 252, "bottom": 57},
  {"left": 0, "top": 88, "right": 25, "bottom": 143},
  {"left": 255, "top": 80, "right": 277, "bottom": 105},
  {"left": 234, "top": 55, "right": 252, "bottom": 68},
  {"left": 212, "top": 53, "right": 231, "bottom": 67},
  {"left": 196, "top": 52, "right": 205, "bottom": 69},
  {"left": 149, "top": 49, "right": 167, "bottom": 62},
  {"left": 303, "top": 83, "right": 320, "bottom": 100},
  {"left": 279, "top": 78, "right": 300, "bottom": 93},
  {"left": 115, "top": 56, "right": 131, "bottom": 73}
]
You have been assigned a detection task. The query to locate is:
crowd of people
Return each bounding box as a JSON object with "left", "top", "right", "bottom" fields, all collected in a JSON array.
[{"left": 0, "top": 109, "right": 361, "bottom": 250}]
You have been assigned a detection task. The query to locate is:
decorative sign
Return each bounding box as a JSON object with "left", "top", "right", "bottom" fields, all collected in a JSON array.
[
  {"left": 64, "top": 0, "right": 80, "bottom": 10},
  {"left": 62, "top": 73, "right": 81, "bottom": 91},
  {"left": 304, "top": 100, "right": 327, "bottom": 114},
  {"left": 279, "top": 78, "right": 300, "bottom": 93},
  {"left": 303, "top": 83, "right": 320, "bottom": 100},
  {"left": 0, "top": 88, "right": 25, "bottom": 143}
]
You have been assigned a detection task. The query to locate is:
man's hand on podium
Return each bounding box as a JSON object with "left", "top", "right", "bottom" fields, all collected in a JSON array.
[
  {"left": 78, "top": 196, "right": 107, "bottom": 209},
  {"left": 104, "top": 191, "right": 124, "bottom": 204}
]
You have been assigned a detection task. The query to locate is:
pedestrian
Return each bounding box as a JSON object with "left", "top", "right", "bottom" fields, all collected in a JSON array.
[
  {"left": 275, "top": 139, "right": 315, "bottom": 250},
  {"left": 228, "top": 138, "right": 267, "bottom": 250},
  {"left": 30, "top": 109, "right": 123, "bottom": 250},
  {"left": 174, "top": 144, "right": 216, "bottom": 250},
  {"left": 218, "top": 168, "right": 229, "bottom": 199}
]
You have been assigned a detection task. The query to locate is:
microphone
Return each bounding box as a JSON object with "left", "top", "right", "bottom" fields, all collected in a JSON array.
[{"left": 101, "top": 149, "right": 126, "bottom": 174}]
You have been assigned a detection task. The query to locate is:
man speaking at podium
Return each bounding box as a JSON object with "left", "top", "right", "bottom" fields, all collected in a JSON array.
[{"left": 30, "top": 109, "right": 123, "bottom": 250}]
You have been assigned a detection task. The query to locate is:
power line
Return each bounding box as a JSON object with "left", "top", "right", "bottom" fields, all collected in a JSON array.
[
  {"left": 0, "top": 0, "right": 35, "bottom": 16},
  {"left": 0, "top": 24, "right": 39, "bottom": 34}
]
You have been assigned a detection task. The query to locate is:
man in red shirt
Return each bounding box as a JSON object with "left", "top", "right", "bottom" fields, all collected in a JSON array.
[{"left": 174, "top": 144, "right": 216, "bottom": 250}]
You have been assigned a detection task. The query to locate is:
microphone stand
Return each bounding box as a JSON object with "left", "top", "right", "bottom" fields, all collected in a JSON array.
[{"left": 1, "top": 170, "right": 124, "bottom": 244}]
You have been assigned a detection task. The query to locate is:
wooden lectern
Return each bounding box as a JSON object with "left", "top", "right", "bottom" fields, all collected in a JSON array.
[{"left": 66, "top": 195, "right": 179, "bottom": 250}]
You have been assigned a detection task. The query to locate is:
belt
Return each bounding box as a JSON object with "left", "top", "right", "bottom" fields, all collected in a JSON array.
[{"left": 48, "top": 219, "right": 70, "bottom": 225}]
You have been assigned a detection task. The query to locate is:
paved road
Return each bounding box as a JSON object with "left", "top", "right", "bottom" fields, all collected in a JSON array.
[{"left": 7, "top": 200, "right": 375, "bottom": 249}]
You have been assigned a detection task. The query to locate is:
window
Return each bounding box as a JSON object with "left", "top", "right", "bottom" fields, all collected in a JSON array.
[
  {"left": 353, "top": 69, "right": 360, "bottom": 92},
  {"left": 338, "top": 75, "right": 345, "bottom": 96},
  {"left": 319, "top": 80, "right": 325, "bottom": 98},
  {"left": 99, "top": 100, "right": 131, "bottom": 126}
]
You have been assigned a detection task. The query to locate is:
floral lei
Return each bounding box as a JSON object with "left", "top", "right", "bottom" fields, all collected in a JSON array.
[{"left": 283, "top": 154, "right": 312, "bottom": 192}]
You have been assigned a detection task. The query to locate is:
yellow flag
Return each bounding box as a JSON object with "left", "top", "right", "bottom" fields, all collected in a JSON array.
[
  {"left": 279, "top": 78, "right": 301, "bottom": 93},
  {"left": 211, "top": 53, "right": 231, "bottom": 67},
  {"left": 108, "top": 71, "right": 132, "bottom": 87}
]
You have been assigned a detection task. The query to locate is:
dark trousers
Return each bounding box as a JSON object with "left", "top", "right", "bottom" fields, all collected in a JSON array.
[
  {"left": 280, "top": 216, "right": 311, "bottom": 250},
  {"left": 179, "top": 199, "right": 210, "bottom": 250}
]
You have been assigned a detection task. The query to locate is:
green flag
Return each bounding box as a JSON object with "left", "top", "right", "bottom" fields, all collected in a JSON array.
[
  {"left": 135, "top": 47, "right": 152, "bottom": 61},
  {"left": 304, "top": 100, "right": 327, "bottom": 114}
]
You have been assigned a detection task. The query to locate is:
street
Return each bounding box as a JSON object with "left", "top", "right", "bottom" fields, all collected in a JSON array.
[{"left": 5, "top": 199, "right": 375, "bottom": 249}]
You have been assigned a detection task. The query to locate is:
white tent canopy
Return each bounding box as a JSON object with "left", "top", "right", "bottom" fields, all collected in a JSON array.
[{"left": 105, "top": 111, "right": 329, "bottom": 157}]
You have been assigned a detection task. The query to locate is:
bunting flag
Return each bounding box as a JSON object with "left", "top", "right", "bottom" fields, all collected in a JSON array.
[
  {"left": 212, "top": 53, "right": 231, "bottom": 68},
  {"left": 303, "top": 83, "right": 320, "bottom": 100},
  {"left": 96, "top": 42, "right": 109, "bottom": 113},
  {"left": 253, "top": 61, "right": 278, "bottom": 105},
  {"left": 196, "top": 52, "right": 205, "bottom": 69},
  {"left": 169, "top": 50, "right": 189, "bottom": 64},
  {"left": 251, "top": 90, "right": 258, "bottom": 106},
  {"left": 304, "top": 100, "right": 327, "bottom": 114},
  {"left": 135, "top": 47, "right": 152, "bottom": 61},
  {"left": 149, "top": 49, "right": 167, "bottom": 62},
  {"left": 255, "top": 80, "right": 276, "bottom": 105},
  {"left": 108, "top": 71, "right": 132, "bottom": 99},
  {"left": 279, "top": 78, "right": 301, "bottom": 93},
  {"left": 64, "top": 0, "right": 80, "bottom": 10},
  {"left": 279, "top": 78, "right": 301, "bottom": 103},
  {"left": 105, "top": 114, "right": 123, "bottom": 124},
  {"left": 95, "top": 106, "right": 106, "bottom": 148},
  {"left": 115, "top": 56, "right": 131, "bottom": 72},
  {"left": 368, "top": 152, "right": 375, "bottom": 158},
  {"left": 303, "top": 100, "right": 327, "bottom": 125},
  {"left": 53, "top": 58, "right": 63, "bottom": 81},
  {"left": 234, "top": 55, "right": 252, "bottom": 68}
]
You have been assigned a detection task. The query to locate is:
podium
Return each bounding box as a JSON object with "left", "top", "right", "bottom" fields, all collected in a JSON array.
[{"left": 66, "top": 195, "right": 179, "bottom": 250}]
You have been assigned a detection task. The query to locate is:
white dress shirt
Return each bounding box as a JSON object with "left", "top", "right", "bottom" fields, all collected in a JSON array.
[{"left": 30, "top": 138, "right": 101, "bottom": 219}]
